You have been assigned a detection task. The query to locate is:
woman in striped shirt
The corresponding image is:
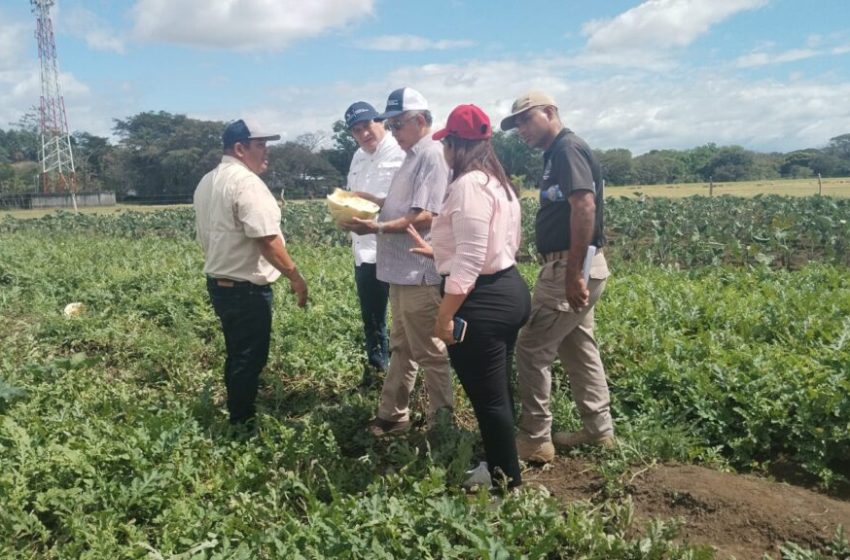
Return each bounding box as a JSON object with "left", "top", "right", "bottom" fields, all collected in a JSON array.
[{"left": 409, "top": 104, "right": 531, "bottom": 490}]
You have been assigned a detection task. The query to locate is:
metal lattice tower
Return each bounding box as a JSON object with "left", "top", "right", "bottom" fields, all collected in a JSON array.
[{"left": 31, "top": 0, "right": 76, "bottom": 193}]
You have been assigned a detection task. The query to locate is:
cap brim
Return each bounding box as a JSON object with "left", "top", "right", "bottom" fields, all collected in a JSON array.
[
  {"left": 432, "top": 128, "right": 449, "bottom": 141},
  {"left": 346, "top": 116, "right": 375, "bottom": 129},
  {"left": 375, "top": 110, "right": 404, "bottom": 121},
  {"left": 248, "top": 133, "right": 281, "bottom": 141},
  {"left": 500, "top": 115, "right": 517, "bottom": 131},
  {"left": 502, "top": 105, "right": 542, "bottom": 131}
]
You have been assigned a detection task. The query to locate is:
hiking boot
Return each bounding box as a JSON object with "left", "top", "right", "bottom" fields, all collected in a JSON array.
[
  {"left": 515, "top": 431, "right": 555, "bottom": 464},
  {"left": 368, "top": 417, "right": 411, "bottom": 438},
  {"left": 552, "top": 429, "right": 616, "bottom": 449}
]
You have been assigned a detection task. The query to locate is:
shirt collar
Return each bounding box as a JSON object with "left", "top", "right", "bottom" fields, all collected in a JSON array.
[
  {"left": 370, "top": 134, "right": 396, "bottom": 158},
  {"left": 221, "top": 154, "right": 250, "bottom": 171},
  {"left": 543, "top": 128, "right": 571, "bottom": 160},
  {"left": 409, "top": 132, "right": 433, "bottom": 155},
  {"left": 377, "top": 133, "right": 398, "bottom": 155}
]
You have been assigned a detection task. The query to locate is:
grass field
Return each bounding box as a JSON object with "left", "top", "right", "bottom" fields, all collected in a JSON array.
[
  {"left": 1, "top": 200, "right": 848, "bottom": 558},
  {"left": 0, "top": 203, "right": 192, "bottom": 220},
  {"left": 521, "top": 176, "right": 850, "bottom": 199}
]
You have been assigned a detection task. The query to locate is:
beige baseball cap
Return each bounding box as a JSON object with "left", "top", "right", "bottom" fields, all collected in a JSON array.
[{"left": 500, "top": 91, "right": 557, "bottom": 131}]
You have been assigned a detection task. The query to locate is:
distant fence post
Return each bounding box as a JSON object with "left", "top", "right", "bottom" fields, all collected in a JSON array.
[
  {"left": 817, "top": 173, "right": 822, "bottom": 196},
  {"left": 709, "top": 176, "right": 714, "bottom": 196}
]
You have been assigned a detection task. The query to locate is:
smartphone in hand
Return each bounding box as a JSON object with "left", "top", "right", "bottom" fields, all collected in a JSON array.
[{"left": 452, "top": 316, "right": 468, "bottom": 343}]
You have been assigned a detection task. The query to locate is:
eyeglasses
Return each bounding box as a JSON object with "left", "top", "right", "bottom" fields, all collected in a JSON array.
[{"left": 386, "top": 115, "right": 417, "bottom": 131}]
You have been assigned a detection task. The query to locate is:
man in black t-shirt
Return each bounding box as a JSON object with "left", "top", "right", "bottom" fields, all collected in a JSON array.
[{"left": 501, "top": 91, "right": 615, "bottom": 463}]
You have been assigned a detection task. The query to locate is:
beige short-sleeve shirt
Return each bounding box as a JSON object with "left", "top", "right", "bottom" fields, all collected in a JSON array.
[{"left": 194, "top": 155, "right": 283, "bottom": 285}]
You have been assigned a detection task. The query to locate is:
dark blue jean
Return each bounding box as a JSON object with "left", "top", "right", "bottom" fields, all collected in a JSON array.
[
  {"left": 207, "top": 278, "right": 273, "bottom": 424},
  {"left": 354, "top": 263, "right": 389, "bottom": 372}
]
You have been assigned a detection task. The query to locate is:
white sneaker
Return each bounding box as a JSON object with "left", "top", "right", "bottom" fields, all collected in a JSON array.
[{"left": 462, "top": 461, "right": 492, "bottom": 491}]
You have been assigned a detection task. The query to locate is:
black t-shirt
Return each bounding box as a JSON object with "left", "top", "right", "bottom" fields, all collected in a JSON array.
[{"left": 535, "top": 128, "right": 605, "bottom": 254}]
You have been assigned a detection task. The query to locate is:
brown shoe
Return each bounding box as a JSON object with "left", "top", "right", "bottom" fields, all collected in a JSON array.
[
  {"left": 515, "top": 432, "right": 555, "bottom": 463},
  {"left": 552, "top": 430, "right": 616, "bottom": 449},
  {"left": 368, "top": 417, "right": 411, "bottom": 438}
]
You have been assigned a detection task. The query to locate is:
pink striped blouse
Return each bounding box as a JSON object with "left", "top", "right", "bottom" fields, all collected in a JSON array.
[{"left": 431, "top": 170, "right": 522, "bottom": 295}]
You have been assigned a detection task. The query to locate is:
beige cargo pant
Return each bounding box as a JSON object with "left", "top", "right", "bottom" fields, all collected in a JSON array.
[
  {"left": 516, "top": 252, "right": 614, "bottom": 443},
  {"left": 377, "top": 284, "right": 454, "bottom": 423}
]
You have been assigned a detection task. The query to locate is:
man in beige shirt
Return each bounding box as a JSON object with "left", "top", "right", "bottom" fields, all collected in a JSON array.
[{"left": 194, "top": 118, "right": 308, "bottom": 427}]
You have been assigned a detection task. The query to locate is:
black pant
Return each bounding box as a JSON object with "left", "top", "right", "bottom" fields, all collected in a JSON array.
[
  {"left": 207, "top": 278, "right": 273, "bottom": 424},
  {"left": 443, "top": 266, "right": 531, "bottom": 488},
  {"left": 354, "top": 263, "right": 389, "bottom": 372}
]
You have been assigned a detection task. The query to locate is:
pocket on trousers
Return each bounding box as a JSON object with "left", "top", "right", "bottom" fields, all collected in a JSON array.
[
  {"left": 525, "top": 302, "right": 560, "bottom": 334},
  {"left": 589, "top": 252, "right": 610, "bottom": 280}
]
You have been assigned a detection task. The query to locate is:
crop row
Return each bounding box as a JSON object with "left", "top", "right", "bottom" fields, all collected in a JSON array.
[{"left": 2, "top": 194, "right": 849, "bottom": 268}]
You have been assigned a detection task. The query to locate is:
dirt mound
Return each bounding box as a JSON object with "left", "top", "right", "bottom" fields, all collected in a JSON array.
[{"left": 526, "top": 459, "right": 850, "bottom": 559}]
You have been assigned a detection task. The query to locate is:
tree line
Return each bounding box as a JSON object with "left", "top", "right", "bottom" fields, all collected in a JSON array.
[{"left": 1, "top": 110, "right": 848, "bottom": 200}]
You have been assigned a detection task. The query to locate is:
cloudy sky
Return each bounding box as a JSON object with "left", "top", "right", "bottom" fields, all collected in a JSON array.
[{"left": 1, "top": 0, "right": 848, "bottom": 154}]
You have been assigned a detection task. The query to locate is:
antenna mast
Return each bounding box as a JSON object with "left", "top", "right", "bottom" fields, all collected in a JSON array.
[{"left": 31, "top": 0, "right": 76, "bottom": 194}]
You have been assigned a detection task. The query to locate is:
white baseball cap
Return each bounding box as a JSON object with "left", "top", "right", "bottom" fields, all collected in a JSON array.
[{"left": 376, "top": 87, "right": 429, "bottom": 120}]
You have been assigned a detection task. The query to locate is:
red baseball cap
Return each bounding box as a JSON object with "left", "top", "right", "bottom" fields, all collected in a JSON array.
[{"left": 432, "top": 104, "right": 492, "bottom": 141}]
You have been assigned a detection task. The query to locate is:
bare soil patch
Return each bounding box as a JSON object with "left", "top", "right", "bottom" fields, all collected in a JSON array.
[{"left": 526, "top": 459, "right": 850, "bottom": 559}]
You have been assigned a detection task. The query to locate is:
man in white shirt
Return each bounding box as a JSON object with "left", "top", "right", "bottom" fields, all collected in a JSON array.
[
  {"left": 194, "top": 118, "right": 308, "bottom": 428},
  {"left": 342, "top": 102, "right": 404, "bottom": 388}
]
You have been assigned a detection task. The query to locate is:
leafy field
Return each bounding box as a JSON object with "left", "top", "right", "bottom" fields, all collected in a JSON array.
[
  {"left": 0, "top": 203, "right": 193, "bottom": 221},
  {"left": 3, "top": 175, "right": 848, "bottom": 221},
  {"left": 1, "top": 197, "right": 848, "bottom": 558}
]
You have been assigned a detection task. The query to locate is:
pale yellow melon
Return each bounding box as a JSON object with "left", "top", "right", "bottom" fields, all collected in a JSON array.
[{"left": 326, "top": 188, "right": 380, "bottom": 224}]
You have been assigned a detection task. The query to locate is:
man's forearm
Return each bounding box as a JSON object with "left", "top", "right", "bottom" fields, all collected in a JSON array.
[
  {"left": 258, "top": 234, "right": 300, "bottom": 279},
  {"left": 380, "top": 209, "right": 432, "bottom": 233},
  {"left": 567, "top": 194, "right": 595, "bottom": 274}
]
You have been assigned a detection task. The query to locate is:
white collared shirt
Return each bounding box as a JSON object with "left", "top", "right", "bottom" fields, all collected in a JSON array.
[
  {"left": 194, "top": 155, "right": 283, "bottom": 285},
  {"left": 346, "top": 134, "right": 404, "bottom": 265}
]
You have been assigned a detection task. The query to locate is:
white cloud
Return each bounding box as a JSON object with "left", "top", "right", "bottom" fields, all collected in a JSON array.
[
  {"left": 735, "top": 37, "right": 850, "bottom": 68},
  {"left": 0, "top": 16, "right": 116, "bottom": 138},
  {"left": 243, "top": 56, "right": 850, "bottom": 155},
  {"left": 0, "top": 18, "right": 28, "bottom": 72},
  {"left": 735, "top": 48, "right": 819, "bottom": 67},
  {"left": 582, "top": 0, "right": 769, "bottom": 66},
  {"left": 131, "top": 0, "right": 375, "bottom": 51},
  {"left": 62, "top": 8, "right": 126, "bottom": 54},
  {"left": 355, "top": 35, "right": 475, "bottom": 51},
  {"left": 0, "top": 61, "right": 99, "bottom": 133},
  {"left": 0, "top": 15, "right": 37, "bottom": 128}
]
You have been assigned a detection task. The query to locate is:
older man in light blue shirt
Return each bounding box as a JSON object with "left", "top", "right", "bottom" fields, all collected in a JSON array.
[{"left": 347, "top": 87, "right": 454, "bottom": 437}]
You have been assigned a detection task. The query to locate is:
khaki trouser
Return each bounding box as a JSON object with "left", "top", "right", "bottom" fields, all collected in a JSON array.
[
  {"left": 516, "top": 252, "right": 613, "bottom": 443},
  {"left": 377, "top": 284, "right": 454, "bottom": 422}
]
